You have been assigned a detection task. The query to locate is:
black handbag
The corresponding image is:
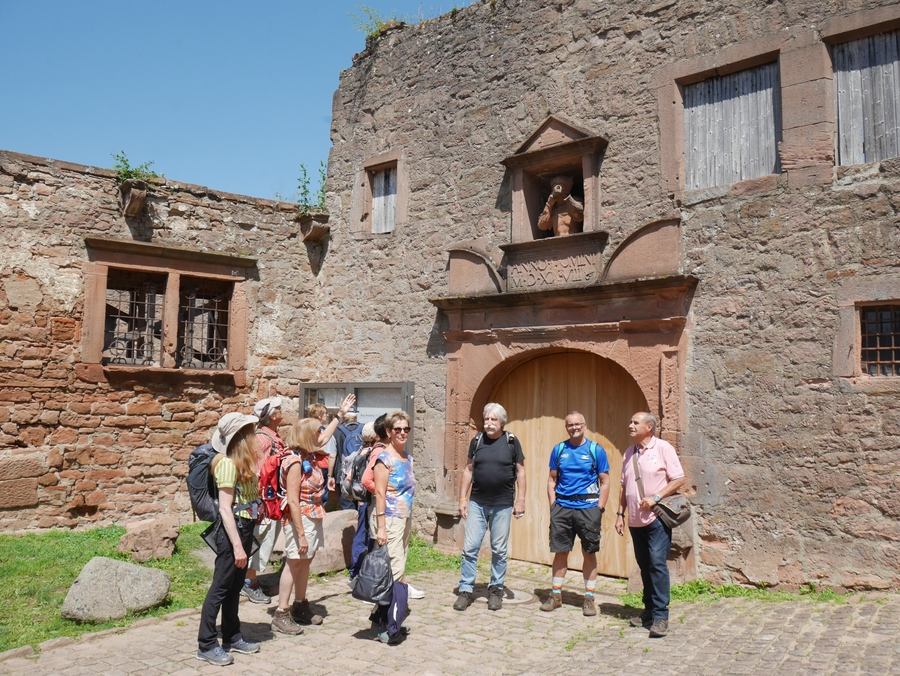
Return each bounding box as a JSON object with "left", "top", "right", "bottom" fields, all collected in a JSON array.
[
  {"left": 351, "top": 545, "right": 394, "bottom": 606},
  {"left": 632, "top": 450, "right": 691, "bottom": 528}
]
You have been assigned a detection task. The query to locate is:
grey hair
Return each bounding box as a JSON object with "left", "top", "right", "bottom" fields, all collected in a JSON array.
[
  {"left": 639, "top": 412, "right": 658, "bottom": 435},
  {"left": 483, "top": 402, "right": 508, "bottom": 425}
]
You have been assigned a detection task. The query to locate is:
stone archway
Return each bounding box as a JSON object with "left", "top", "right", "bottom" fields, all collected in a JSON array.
[{"left": 489, "top": 350, "right": 648, "bottom": 576}]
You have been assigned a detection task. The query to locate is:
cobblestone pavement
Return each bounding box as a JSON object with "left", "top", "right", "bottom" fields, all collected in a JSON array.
[{"left": 3, "top": 561, "right": 900, "bottom": 675}]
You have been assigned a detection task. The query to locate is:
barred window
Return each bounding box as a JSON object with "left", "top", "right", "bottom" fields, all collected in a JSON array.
[
  {"left": 860, "top": 305, "right": 900, "bottom": 376},
  {"left": 100, "top": 268, "right": 233, "bottom": 372},
  {"left": 177, "top": 277, "right": 230, "bottom": 370},
  {"left": 103, "top": 270, "right": 166, "bottom": 366}
]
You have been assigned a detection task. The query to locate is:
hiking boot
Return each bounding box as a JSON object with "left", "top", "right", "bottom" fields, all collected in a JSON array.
[
  {"left": 453, "top": 590, "right": 473, "bottom": 611},
  {"left": 272, "top": 608, "right": 304, "bottom": 635},
  {"left": 223, "top": 638, "right": 260, "bottom": 654},
  {"left": 487, "top": 586, "right": 503, "bottom": 611},
  {"left": 196, "top": 646, "right": 233, "bottom": 666},
  {"left": 630, "top": 613, "right": 652, "bottom": 628},
  {"left": 241, "top": 582, "right": 271, "bottom": 604},
  {"left": 291, "top": 599, "right": 324, "bottom": 625},
  {"left": 649, "top": 618, "right": 669, "bottom": 638},
  {"left": 583, "top": 596, "right": 597, "bottom": 617},
  {"left": 540, "top": 592, "right": 562, "bottom": 612}
]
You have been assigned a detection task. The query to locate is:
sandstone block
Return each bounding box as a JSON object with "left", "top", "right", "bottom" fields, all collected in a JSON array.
[
  {"left": 117, "top": 515, "right": 181, "bottom": 562},
  {"left": 132, "top": 449, "right": 171, "bottom": 465},
  {"left": 0, "top": 478, "right": 38, "bottom": 508},
  {"left": 127, "top": 402, "right": 162, "bottom": 416},
  {"left": 61, "top": 557, "right": 170, "bottom": 622},
  {"left": 310, "top": 509, "right": 357, "bottom": 575},
  {"left": 0, "top": 456, "right": 44, "bottom": 480}
]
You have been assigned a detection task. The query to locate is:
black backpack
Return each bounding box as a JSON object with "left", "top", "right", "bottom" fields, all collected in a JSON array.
[{"left": 187, "top": 442, "right": 259, "bottom": 522}]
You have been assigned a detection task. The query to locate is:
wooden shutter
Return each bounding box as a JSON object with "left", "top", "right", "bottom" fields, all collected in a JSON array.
[
  {"left": 372, "top": 166, "right": 397, "bottom": 234},
  {"left": 834, "top": 30, "right": 900, "bottom": 166},
  {"left": 684, "top": 62, "right": 782, "bottom": 190}
]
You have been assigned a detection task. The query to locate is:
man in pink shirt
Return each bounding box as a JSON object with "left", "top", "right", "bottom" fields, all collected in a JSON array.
[{"left": 614, "top": 412, "right": 685, "bottom": 638}]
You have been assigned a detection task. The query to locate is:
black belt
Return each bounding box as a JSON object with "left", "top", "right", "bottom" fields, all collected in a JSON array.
[{"left": 555, "top": 493, "right": 599, "bottom": 501}]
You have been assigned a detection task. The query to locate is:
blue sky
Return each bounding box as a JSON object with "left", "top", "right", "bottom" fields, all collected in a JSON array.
[{"left": 1, "top": 1, "right": 470, "bottom": 200}]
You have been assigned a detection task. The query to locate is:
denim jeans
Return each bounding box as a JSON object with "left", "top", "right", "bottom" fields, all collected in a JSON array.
[
  {"left": 629, "top": 517, "right": 673, "bottom": 621},
  {"left": 458, "top": 501, "right": 513, "bottom": 593}
]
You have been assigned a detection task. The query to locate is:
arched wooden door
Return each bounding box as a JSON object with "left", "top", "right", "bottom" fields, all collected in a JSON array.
[{"left": 491, "top": 351, "right": 648, "bottom": 577}]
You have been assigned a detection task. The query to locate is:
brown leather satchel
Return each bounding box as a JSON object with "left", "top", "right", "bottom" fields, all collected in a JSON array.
[{"left": 631, "top": 450, "right": 691, "bottom": 528}]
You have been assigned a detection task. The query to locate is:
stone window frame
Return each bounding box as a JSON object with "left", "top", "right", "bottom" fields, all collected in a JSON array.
[
  {"left": 656, "top": 28, "right": 837, "bottom": 197},
  {"left": 352, "top": 149, "right": 408, "bottom": 238},
  {"left": 80, "top": 237, "right": 255, "bottom": 386},
  {"left": 834, "top": 277, "right": 900, "bottom": 392}
]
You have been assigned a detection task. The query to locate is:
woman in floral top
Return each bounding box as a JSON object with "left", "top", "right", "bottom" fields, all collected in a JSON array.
[{"left": 271, "top": 395, "right": 355, "bottom": 635}]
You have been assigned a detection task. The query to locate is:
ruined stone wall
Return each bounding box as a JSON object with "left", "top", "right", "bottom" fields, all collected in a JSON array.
[
  {"left": 0, "top": 151, "right": 318, "bottom": 530},
  {"left": 324, "top": 0, "right": 900, "bottom": 586}
]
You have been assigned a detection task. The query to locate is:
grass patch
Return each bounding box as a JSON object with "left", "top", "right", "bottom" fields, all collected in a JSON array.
[
  {"left": 0, "top": 523, "right": 213, "bottom": 653},
  {"left": 621, "top": 578, "right": 845, "bottom": 609},
  {"left": 404, "top": 532, "right": 461, "bottom": 575}
]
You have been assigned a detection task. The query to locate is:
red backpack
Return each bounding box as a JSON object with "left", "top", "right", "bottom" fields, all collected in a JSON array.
[{"left": 258, "top": 449, "right": 292, "bottom": 520}]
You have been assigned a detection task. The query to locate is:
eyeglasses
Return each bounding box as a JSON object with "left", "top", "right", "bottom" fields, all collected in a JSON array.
[{"left": 392, "top": 427, "right": 411, "bottom": 434}]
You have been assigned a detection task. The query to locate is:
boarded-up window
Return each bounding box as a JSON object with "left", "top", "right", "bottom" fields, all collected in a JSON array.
[
  {"left": 372, "top": 166, "right": 397, "bottom": 233},
  {"left": 834, "top": 30, "right": 900, "bottom": 166},
  {"left": 683, "top": 62, "right": 782, "bottom": 190}
]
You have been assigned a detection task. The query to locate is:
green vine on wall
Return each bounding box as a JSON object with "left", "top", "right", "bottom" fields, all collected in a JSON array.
[{"left": 111, "top": 151, "right": 159, "bottom": 184}]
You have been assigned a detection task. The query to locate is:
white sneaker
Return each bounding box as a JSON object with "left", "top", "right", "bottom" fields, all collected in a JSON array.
[{"left": 408, "top": 583, "right": 425, "bottom": 599}]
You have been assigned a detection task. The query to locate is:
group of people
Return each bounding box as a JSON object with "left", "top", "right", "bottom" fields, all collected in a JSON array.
[
  {"left": 454, "top": 404, "right": 685, "bottom": 640},
  {"left": 195, "top": 396, "right": 685, "bottom": 665},
  {"left": 196, "top": 393, "right": 419, "bottom": 665}
]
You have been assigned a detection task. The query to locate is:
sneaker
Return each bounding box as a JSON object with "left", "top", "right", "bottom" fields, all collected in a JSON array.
[
  {"left": 372, "top": 624, "right": 401, "bottom": 644},
  {"left": 408, "top": 583, "right": 425, "bottom": 599},
  {"left": 241, "top": 582, "right": 271, "bottom": 604},
  {"left": 223, "top": 638, "right": 260, "bottom": 654},
  {"left": 539, "top": 592, "right": 562, "bottom": 612},
  {"left": 196, "top": 646, "right": 234, "bottom": 666},
  {"left": 630, "top": 613, "right": 652, "bottom": 628},
  {"left": 272, "top": 608, "right": 304, "bottom": 635},
  {"left": 487, "top": 586, "right": 503, "bottom": 611},
  {"left": 453, "top": 590, "right": 473, "bottom": 611},
  {"left": 583, "top": 596, "right": 597, "bottom": 617},
  {"left": 291, "top": 599, "right": 323, "bottom": 625},
  {"left": 649, "top": 618, "right": 669, "bottom": 638}
]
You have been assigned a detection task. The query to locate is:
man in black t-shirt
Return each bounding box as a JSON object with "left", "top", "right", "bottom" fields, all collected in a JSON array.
[{"left": 454, "top": 403, "right": 526, "bottom": 612}]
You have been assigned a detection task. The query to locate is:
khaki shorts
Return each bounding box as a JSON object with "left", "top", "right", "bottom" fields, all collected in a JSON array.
[
  {"left": 283, "top": 515, "right": 324, "bottom": 560},
  {"left": 369, "top": 512, "right": 412, "bottom": 582}
]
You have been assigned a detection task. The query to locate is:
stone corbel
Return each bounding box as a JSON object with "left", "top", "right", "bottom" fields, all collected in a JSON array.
[{"left": 119, "top": 179, "right": 148, "bottom": 218}]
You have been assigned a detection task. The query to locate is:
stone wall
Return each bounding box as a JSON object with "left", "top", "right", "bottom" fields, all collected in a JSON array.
[
  {"left": 0, "top": 151, "right": 317, "bottom": 530},
  {"left": 323, "top": 0, "right": 900, "bottom": 587}
]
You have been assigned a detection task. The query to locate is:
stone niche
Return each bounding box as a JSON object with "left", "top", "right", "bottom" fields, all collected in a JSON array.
[
  {"left": 447, "top": 116, "right": 610, "bottom": 296},
  {"left": 500, "top": 115, "right": 608, "bottom": 243}
]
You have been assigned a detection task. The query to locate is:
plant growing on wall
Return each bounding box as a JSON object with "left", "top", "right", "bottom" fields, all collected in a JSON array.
[
  {"left": 297, "top": 161, "right": 328, "bottom": 215},
  {"left": 111, "top": 151, "right": 159, "bottom": 217},
  {"left": 111, "top": 151, "right": 159, "bottom": 184}
]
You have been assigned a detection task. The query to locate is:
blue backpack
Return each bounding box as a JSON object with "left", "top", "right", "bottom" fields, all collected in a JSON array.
[{"left": 338, "top": 421, "right": 365, "bottom": 458}]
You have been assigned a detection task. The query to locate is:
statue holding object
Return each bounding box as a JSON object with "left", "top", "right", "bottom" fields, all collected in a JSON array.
[{"left": 538, "top": 175, "right": 584, "bottom": 237}]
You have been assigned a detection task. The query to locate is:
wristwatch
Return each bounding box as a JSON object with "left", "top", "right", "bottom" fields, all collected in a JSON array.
[{"left": 653, "top": 494, "right": 661, "bottom": 503}]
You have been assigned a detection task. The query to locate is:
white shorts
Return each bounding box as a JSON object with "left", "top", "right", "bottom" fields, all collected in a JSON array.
[{"left": 283, "top": 515, "right": 324, "bottom": 560}]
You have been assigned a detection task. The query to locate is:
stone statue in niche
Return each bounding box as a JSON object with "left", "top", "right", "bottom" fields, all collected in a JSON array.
[{"left": 538, "top": 175, "right": 584, "bottom": 237}]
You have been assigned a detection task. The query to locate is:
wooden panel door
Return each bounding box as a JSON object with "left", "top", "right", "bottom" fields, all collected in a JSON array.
[{"left": 492, "top": 351, "right": 648, "bottom": 577}]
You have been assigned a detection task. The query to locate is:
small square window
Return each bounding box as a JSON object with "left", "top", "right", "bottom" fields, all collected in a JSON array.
[{"left": 860, "top": 305, "right": 900, "bottom": 376}]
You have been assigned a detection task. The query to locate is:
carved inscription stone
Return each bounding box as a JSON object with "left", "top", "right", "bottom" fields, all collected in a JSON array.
[{"left": 501, "top": 230, "right": 608, "bottom": 291}]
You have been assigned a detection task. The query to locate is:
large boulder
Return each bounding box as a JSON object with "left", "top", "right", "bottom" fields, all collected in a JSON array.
[
  {"left": 117, "top": 515, "right": 181, "bottom": 563},
  {"left": 61, "top": 556, "right": 170, "bottom": 622},
  {"left": 310, "top": 509, "right": 357, "bottom": 575}
]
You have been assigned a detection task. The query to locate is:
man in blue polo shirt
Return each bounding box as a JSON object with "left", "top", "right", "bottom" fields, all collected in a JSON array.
[{"left": 541, "top": 411, "right": 610, "bottom": 617}]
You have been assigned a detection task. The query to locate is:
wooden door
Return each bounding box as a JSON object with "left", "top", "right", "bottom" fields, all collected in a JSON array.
[{"left": 491, "top": 351, "right": 648, "bottom": 577}]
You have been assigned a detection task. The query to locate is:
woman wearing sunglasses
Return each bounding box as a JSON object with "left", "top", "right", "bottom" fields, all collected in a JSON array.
[{"left": 368, "top": 410, "right": 416, "bottom": 640}]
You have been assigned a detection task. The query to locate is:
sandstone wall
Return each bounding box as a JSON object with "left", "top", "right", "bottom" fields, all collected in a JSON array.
[
  {"left": 323, "top": 0, "right": 900, "bottom": 587},
  {"left": 0, "top": 151, "right": 318, "bottom": 530}
]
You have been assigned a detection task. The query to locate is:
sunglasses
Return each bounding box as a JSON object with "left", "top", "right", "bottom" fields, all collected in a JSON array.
[{"left": 392, "top": 426, "right": 411, "bottom": 434}]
